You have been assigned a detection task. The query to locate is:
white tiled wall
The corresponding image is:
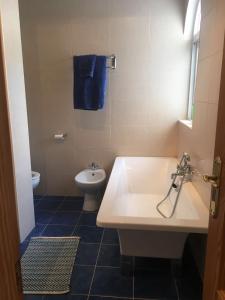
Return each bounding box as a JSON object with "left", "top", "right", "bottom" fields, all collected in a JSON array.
[
  {"left": 178, "top": 0, "right": 225, "bottom": 209},
  {"left": 178, "top": 0, "right": 225, "bottom": 276},
  {"left": 19, "top": 0, "right": 191, "bottom": 195},
  {"left": 0, "top": 0, "right": 35, "bottom": 241}
]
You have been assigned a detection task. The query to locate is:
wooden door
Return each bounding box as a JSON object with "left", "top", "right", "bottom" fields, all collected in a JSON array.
[
  {"left": 218, "top": 291, "right": 225, "bottom": 300},
  {"left": 203, "top": 36, "right": 225, "bottom": 300},
  {"left": 0, "top": 19, "right": 23, "bottom": 300}
]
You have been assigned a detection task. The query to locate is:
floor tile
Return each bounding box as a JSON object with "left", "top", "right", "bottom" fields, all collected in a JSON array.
[
  {"left": 91, "top": 266, "right": 133, "bottom": 298},
  {"left": 22, "top": 195, "right": 200, "bottom": 300},
  {"left": 134, "top": 273, "right": 177, "bottom": 299},
  {"left": 50, "top": 211, "right": 81, "bottom": 225},
  {"left": 120, "top": 255, "right": 134, "bottom": 276},
  {"left": 89, "top": 297, "right": 132, "bottom": 300},
  {"left": 75, "top": 226, "right": 103, "bottom": 243},
  {"left": 25, "top": 224, "right": 46, "bottom": 240},
  {"left": 42, "top": 225, "right": 74, "bottom": 237},
  {"left": 37, "top": 199, "right": 63, "bottom": 210},
  {"left": 35, "top": 210, "right": 55, "bottom": 224},
  {"left": 176, "top": 278, "right": 202, "bottom": 300},
  {"left": 64, "top": 196, "right": 84, "bottom": 201},
  {"left": 34, "top": 200, "right": 41, "bottom": 208},
  {"left": 134, "top": 267, "right": 172, "bottom": 278},
  {"left": 78, "top": 213, "right": 97, "bottom": 227},
  {"left": 44, "top": 295, "right": 68, "bottom": 300},
  {"left": 102, "top": 229, "right": 119, "bottom": 244},
  {"left": 59, "top": 200, "right": 84, "bottom": 211},
  {"left": 20, "top": 240, "right": 29, "bottom": 256},
  {"left": 33, "top": 195, "right": 44, "bottom": 200},
  {"left": 135, "top": 257, "right": 171, "bottom": 271},
  {"left": 24, "top": 295, "right": 44, "bottom": 300},
  {"left": 97, "top": 244, "right": 121, "bottom": 267},
  {"left": 44, "top": 295, "right": 87, "bottom": 300},
  {"left": 43, "top": 196, "right": 65, "bottom": 201},
  {"left": 76, "top": 243, "right": 99, "bottom": 266},
  {"left": 69, "top": 296, "right": 88, "bottom": 300},
  {"left": 70, "top": 265, "right": 94, "bottom": 294}
]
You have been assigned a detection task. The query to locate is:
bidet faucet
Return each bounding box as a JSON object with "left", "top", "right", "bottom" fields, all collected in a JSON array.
[{"left": 89, "top": 162, "right": 99, "bottom": 170}]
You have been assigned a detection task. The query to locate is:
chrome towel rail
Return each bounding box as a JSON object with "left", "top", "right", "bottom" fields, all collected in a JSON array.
[{"left": 107, "top": 54, "right": 116, "bottom": 69}]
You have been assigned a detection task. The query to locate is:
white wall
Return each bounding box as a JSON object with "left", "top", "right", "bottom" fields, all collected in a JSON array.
[
  {"left": 0, "top": 0, "right": 35, "bottom": 241},
  {"left": 19, "top": 0, "right": 191, "bottom": 196},
  {"left": 178, "top": 0, "right": 225, "bottom": 277},
  {"left": 178, "top": 0, "right": 225, "bottom": 208}
]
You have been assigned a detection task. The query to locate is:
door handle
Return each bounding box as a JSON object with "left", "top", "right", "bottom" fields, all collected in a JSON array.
[
  {"left": 203, "top": 175, "right": 218, "bottom": 187},
  {"left": 203, "top": 157, "right": 222, "bottom": 218}
]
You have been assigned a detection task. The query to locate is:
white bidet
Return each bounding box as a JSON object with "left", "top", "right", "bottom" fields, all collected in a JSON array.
[{"left": 75, "top": 167, "right": 106, "bottom": 211}]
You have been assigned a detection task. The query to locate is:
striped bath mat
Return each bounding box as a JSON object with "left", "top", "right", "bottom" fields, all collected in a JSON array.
[{"left": 21, "top": 237, "right": 80, "bottom": 294}]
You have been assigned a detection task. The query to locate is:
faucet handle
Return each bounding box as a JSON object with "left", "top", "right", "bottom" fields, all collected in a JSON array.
[
  {"left": 88, "top": 162, "right": 99, "bottom": 170},
  {"left": 183, "top": 152, "right": 190, "bottom": 161}
]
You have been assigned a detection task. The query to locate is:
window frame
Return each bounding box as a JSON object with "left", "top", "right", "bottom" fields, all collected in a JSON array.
[
  {"left": 187, "top": 34, "right": 200, "bottom": 120},
  {"left": 187, "top": 1, "right": 201, "bottom": 121}
]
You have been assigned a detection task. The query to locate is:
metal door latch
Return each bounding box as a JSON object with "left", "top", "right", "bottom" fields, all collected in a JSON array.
[{"left": 203, "top": 156, "right": 222, "bottom": 218}]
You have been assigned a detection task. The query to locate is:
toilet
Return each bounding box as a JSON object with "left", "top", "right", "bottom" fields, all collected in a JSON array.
[
  {"left": 75, "top": 164, "right": 106, "bottom": 211},
  {"left": 32, "top": 171, "right": 40, "bottom": 189}
]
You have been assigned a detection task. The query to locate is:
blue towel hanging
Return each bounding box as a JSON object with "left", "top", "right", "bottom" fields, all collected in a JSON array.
[
  {"left": 77, "top": 55, "right": 96, "bottom": 78},
  {"left": 73, "top": 55, "right": 107, "bottom": 110}
]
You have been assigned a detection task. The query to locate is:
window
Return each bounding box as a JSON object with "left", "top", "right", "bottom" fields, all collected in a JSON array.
[{"left": 187, "top": 0, "right": 201, "bottom": 120}]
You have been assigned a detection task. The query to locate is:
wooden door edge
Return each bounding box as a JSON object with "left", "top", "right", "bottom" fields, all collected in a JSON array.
[{"left": 217, "top": 291, "right": 225, "bottom": 300}]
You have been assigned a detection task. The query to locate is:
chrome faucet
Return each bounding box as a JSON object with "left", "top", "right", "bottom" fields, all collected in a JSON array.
[
  {"left": 89, "top": 162, "right": 99, "bottom": 170},
  {"left": 157, "top": 152, "right": 193, "bottom": 218},
  {"left": 171, "top": 153, "right": 192, "bottom": 180}
]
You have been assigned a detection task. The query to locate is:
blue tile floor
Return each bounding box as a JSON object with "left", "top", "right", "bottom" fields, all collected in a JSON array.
[{"left": 21, "top": 195, "right": 202, "bottom": 300}]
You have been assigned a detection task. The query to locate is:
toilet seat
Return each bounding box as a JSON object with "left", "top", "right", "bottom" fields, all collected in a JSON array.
[{"left": 32, "top": 171, "right": 40, "bottom": 189}]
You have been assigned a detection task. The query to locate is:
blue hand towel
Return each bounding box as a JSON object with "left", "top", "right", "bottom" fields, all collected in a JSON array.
[
  {"left": 73, "top": 55, "right": 107, "bottom": 110},
  {"left": 77, "top": 55, "right": 96, "bottom": 78}
]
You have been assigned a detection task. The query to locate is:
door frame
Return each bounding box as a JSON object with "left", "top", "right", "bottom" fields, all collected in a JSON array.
[
  {"left": 203, "top": 35, "right": 225, "bottom": 300},
  {"left": 0, "top": 16, "right": 23, "bottom": 300}
]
